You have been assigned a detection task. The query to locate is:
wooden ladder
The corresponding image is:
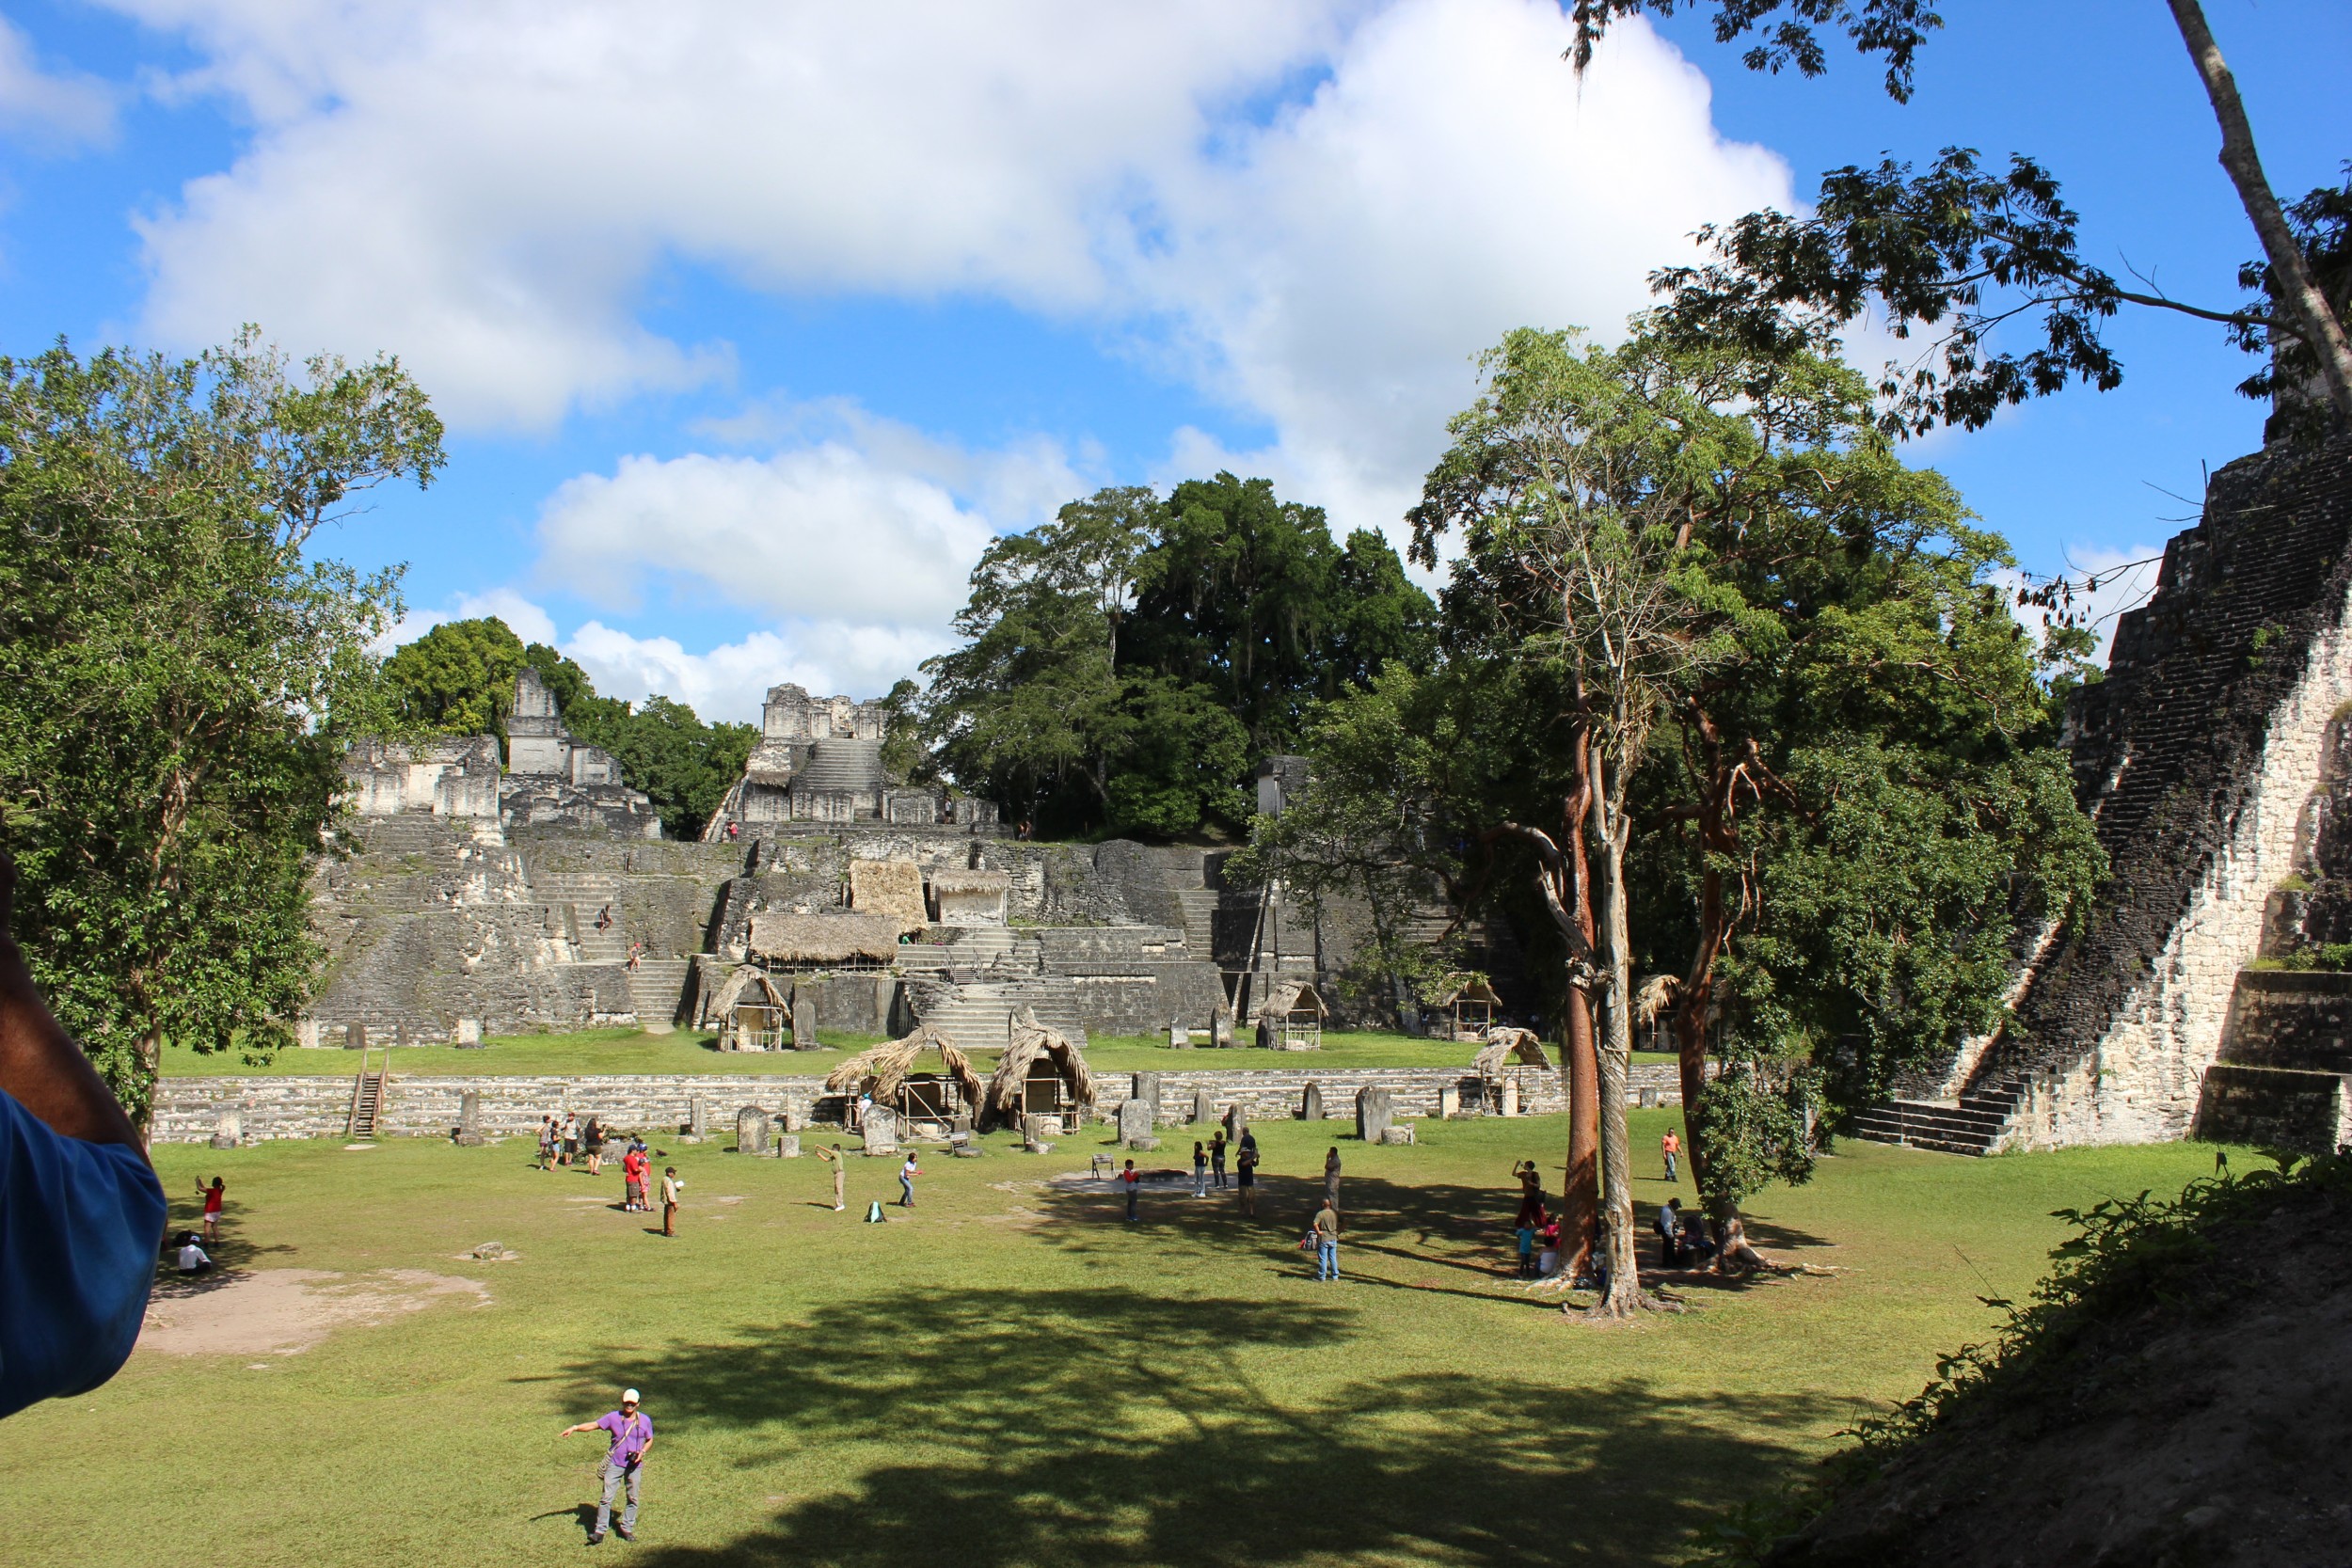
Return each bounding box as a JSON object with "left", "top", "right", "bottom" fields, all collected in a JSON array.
[{"left": 346, "top": 1045, "right": 389, "bottom": 1139}]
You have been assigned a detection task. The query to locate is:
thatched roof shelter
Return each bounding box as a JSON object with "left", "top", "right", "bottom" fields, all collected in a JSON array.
[
  {"left": 1473, "top": 1026, "right": 1553, "bottom": 1077},
  {"left": 981, "top": 1005, "right": 1097, "bottom": 1130},
  {"left": 700, "top": 965, "right": 789, "bottom": 1032},
  {"left": 1435, "top": 974, "right": 1502, "bottom": 1009},
  {"left": 747, "top": 911, "right": 902, "bottom": 967},
  {"left": 849, "top": 858, "right": 929, "bottom": 935},
  {"left": 825, "top": 1024, "right": 985, "bottom": 1108},
  {"left": 1259, "top": 978, "right": 1327, "bottom": 1021}
]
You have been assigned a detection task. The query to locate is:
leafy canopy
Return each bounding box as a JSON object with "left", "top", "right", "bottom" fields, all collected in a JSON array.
[{"left": 0, "top": 331, "right": 443, "bottom": 1115}]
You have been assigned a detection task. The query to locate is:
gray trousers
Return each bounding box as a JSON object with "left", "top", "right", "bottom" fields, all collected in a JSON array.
[{"left": 597, "top": 1458, "right": 642, "bottom": 1534}]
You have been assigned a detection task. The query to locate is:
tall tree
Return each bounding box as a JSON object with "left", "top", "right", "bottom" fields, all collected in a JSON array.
[
  {"left": 1569, "top": 1, "right": 2352, "bottom": 435},
  {"left": 0, "top": 332, "right": 442, "bottom": 1125},
  {"left": 1414, "top": 327, "right": 1740, "bottom": 1317},
  {"left": 382, "top": 616, "right": 527, "bottom": 736}
]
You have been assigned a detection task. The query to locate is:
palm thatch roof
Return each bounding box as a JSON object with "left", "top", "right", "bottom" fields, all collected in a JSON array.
[
  {"left": 824, "top": 1023, "right": 984, "bottom": 1107},
  {"left": 1435, "top": 973, "right": 1502, "bottom": 1008},
  {"left": 848, "top": 858, "right": 929, "bottom": 934},
  {"left": 1473, "top": 1026, "right": 1553, "bottom": 1077},
  {"left": 747, "top": 911, "right": 903, "bottom": 965},
  {"left": 1634, "top": 973, "right": 1681, "bottom": 1027},
  {"left": 981, "top": 1005, "right": 1097, "bottom": 1129},
  {"left": 1260, "top": 978, "right": 1328, "bottom": 1021},
  {"left": 701, "top": 965, "right": 789, "bottom": 1029}
]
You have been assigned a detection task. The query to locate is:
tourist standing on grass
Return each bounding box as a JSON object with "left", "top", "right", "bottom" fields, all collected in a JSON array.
[
  {"left": 1235, "top": 1137, "right": 1259, "bottom": 1217},
  {"left": 819, "top": 1143, "right": 847, "bottom": 1211},
  {"left": 1661, "top": 1130, "right": 1681, "bottom": 1184},
  {"left": 1655, "top": 1198, "right": 1683, "bottom": 1268},
  {"left": 560, "top": 1112, "right": 579, "bottom": 1167},
  {"left": 583, "top": 1117, "right": 605, "bottom": 1176},
  {"left": 660, "top": 1167, "right": 680, "bottom": 1237},
  {"left": 621, "top": 1144, "right": 647, "bottom": 1212},
  {"left": 1192, "top": 1141, "right": 1208, "bottom": 1197},
  {"left": 537, "top": 1117, "right": 557, "bottom": 1172},
  {"left": 1512, "top": 1160, "right": 1544, "bottom": 1227},
  {"left": 195, "top": 1177, "right": 224, "bottom": 1242},
  {"left": 1121, "top": 1158, "right": 1141, "bottom": 1221},
  {"left": 1323, "top": 1147, "right": 1342, "bottom": 1214},
  {"left": 898, "top": 1150, "right": 919, "bottom": 1209},
  {"left": 562, "top": 1387, "right": 653, "bottom": 1544},
  {"left": 1210, "top": 1132, "right": 1228, "bottom": 1188},
  {"left": 1311, "top": 1197, "right": 1341, "bottom": 1282}
]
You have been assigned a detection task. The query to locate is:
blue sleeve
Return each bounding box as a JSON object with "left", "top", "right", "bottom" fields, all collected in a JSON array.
[{"left": 0, "top": 1087, "right": 167, "bottom": 1419}]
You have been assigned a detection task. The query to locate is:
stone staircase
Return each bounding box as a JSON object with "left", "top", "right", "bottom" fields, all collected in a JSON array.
[
  {"left": 1848, "top": 1081, "right": 2024, "bottom": 1156},
  {"left": 532, "top": 870, "right": 626, "bottom": 961},
  {"left": 910, "top": 974, "right": 1089, "bottom": 1051},
  {"left": 627, "top": 958, "right": 691, "bottom": 1032},
  {"left": 2195, "top": 969, "right": 2352, "bottom": 1148}
]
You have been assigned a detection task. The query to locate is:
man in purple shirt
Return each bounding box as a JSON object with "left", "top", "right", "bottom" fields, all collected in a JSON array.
[{"left": 562, "top": 1387, "right": 654, "bottom": 1543}]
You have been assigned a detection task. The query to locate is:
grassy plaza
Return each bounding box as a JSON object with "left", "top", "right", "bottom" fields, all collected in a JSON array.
[{"left": 11, "top": 1108, "right": 2221, "bottom": 1566}]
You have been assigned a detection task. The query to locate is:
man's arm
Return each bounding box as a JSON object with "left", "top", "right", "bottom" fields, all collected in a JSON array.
[{"left": 0, "top": 854, "right": 141, "bottom": 1149}]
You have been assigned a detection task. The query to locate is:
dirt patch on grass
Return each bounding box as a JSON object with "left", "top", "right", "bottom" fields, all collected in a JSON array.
[{"left": 139, "top": 1269, "right": 491, "bottom": 1358}]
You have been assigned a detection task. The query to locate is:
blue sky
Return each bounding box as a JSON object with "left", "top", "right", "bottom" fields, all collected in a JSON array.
[{"left": 2, "top": 0, "right": 2343, "bottom": 721}]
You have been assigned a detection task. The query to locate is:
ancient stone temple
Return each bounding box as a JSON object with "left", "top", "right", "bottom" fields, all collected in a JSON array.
[
  {"left": 701, "top": 683, "right": 993, "bottom": 836},
  {"left": 1857, "top": 434, "right": 2352, "bottom": 1154},
  {"left": 500, "top": 668, "right": 661, "bottom": 838}
]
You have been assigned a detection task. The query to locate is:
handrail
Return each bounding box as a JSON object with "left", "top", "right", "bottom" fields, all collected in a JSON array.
[{"left": 344, "top": 1037, "right": 374, "bottom": 1137}]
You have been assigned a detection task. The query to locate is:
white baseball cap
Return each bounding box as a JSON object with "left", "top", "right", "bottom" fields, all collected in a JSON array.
[{"left": 622, "top": 1388, "right": 640, "bottom": 1403}]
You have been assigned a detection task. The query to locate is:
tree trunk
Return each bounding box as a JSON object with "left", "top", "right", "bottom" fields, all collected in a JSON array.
[
  {"left": 134, "top": 1024, "right": 162, "bottom": 1149},
  {"left": 1586, "top": 752, "right": 1645, "bottom": 1318},
  {"left": 2168, "top": 0, "right": 2352, "bottom": 426},
  {"left": 1561, "top": 730, "right": 1601, "bottom": 1281}
]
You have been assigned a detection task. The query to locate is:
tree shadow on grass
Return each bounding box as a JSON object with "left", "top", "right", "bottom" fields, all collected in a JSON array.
[{"left": 564, "top": 1286, "right": 1848, "bottom": 1568}]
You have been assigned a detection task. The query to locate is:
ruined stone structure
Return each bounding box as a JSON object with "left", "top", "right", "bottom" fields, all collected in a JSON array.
[
  {"left": 1856, "top": 435, "right": 2352, "bottom": 1154},
  {"left": 319, "top": 666, "right": 1527, "bottom": 1054},
  {"left": 501, "top": 668, "right": 661, "bottom": 838},
  {"left": 703, "top": 684, "right": 994, "bottom": 835}
]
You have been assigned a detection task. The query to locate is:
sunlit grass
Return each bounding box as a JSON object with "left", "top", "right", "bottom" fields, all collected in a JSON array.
[{"left": 11, "top": 1109, "right": 2228, "bottom": 1566}]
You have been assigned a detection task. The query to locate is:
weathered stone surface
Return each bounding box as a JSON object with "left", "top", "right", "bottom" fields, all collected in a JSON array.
[
  {"left": 1169, "top": 1021, "right": 1190, "bottom": 1049},
  {"left": 148, "top": 1061, "right": 1686, "bottom": 1143},
  {"left": 1125, "top": 1135, "right": 1162, "bottom": 1151},
  {"left": 210, "top": 1109, "right": 243, "bottom": 1150},
  {"left": 1438, "top": 1084, "right": 1462, "bottom": 1119},
  {"left": 1190, "top": 1086, "right": 1216, "bottom": 1124},
  {"left": 1300, "top": 1081, "right": 1324, "bottom": 1121},
  {"left": 737, "top": 1105, "right": 772, "bottom": 1155},
  {"left": 775, "top": 1133, "right": 802, "bottom": 1159},
  {"left": 1501, "top": 1080, "right": 1519, "bottom": 1117},
  {"left": 1212, "top": 1008, "right": 1234, "bottom": 1050},
  {"left": 791, "top": 990, "right": 819, "bottom": 1050},
  {"left": 862, "top": 1104, "right": 900, "bottom": 1155},
  {"left": 1118, "top": 1098, "right": 1155, "bottom": 1146},
  {"left": 1378, "top": 1123, "right": 1416, "bottom": 1146},
  {"left": 1131, "top": 1072, "right": 1162, "bottom": 1116},
  {"left": 1355, "top": 1085, "right": 1393, "bottom": 1144},
  {"left": 453, "top": 1090, "right": 486, "bottom": 1147}
]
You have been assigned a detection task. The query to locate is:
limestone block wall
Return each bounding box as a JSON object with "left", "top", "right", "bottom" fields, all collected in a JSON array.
[
  {"left": 1979, "top": 435, "right": 2352, "bottom": 1148},
  {"left": 152, "top": 1061, "right": 1685, "bottom": 1143}
]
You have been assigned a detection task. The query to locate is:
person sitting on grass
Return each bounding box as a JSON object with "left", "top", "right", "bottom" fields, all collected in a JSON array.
[
  {"left": 1679, "top": 1210, "right": 1718, "bottom": 1268},
  {"left": 1654, "top": 1198, "right": 1684, "bottom": 1268},
  {"left": 174, "top": 1232, "right": 214, "bottom": 1275}
]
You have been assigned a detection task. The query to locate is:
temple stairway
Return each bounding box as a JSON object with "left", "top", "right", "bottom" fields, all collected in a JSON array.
[
  {"left": 627, "top": 958, "right": 691, "bottom": 1033},
  {"left": 529, "top": 870, "right": 627, "bottom": 961}
]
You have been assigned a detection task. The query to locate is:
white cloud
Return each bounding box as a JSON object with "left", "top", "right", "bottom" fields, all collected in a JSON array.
[
  {"left": 567, "top": 620, "right": 948, "bottom": 722},
  {"left": 532, "top": 439, "right": 1004, "bottom": 629},
  {"left": 0, "top": 18, "right": 119, "bottom": 149},
  {"left": 114, "top": 1, "right": 1788, "bottom": 507},
  {"left": 376, "top": 586, "right": 560, "bottom": 651}
]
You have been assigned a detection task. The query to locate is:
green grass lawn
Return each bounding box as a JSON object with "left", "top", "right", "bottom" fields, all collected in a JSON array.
[
  {"left": 162, "top": 1027, "right": 1681, "bottom": 1078},
  {"left": 8, "top": 1113, "right": 2226, "bottom": 1567}
]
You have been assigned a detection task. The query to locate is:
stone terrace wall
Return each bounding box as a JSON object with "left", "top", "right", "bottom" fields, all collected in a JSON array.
[
  {"left": 1983, "top": 436, "right": 2352, "bottom": 1147},
  {"left": 153, "top": 1060, "right": 1684, "bottom": 1143}
]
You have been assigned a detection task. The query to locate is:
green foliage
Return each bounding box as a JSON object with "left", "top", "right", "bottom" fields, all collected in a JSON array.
[
  {"left": 1687, "top": 1060, "right": 1820, "bottom": 1215},
  {"left": 381, "top": 616, "right": 526, "bottom": 736},
  {"left": 925, "top": 479, "right": 1425, "bottom": 839},
  {"left": 0, "top": 331, "right": 443, "bottom": 1113}
]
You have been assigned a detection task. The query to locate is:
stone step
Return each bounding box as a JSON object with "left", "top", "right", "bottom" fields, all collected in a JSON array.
[
  {"left": 627, "top": 958, "right": 691, "bottom": 1032},
  {"left": 2193, "top": 1062, "right": 2345, "bottom": 1152},
  {"left": 911, "top": 976, "right": 1089, "bottom": 1052},
  {"left": 1847, "top": 1096, "right": 2010, "bottom": 1156}
]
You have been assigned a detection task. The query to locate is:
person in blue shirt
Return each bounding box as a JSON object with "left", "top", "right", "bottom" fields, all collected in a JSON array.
[{"left": 0, "top": 851, "right": 168, "bottom": 1419}]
